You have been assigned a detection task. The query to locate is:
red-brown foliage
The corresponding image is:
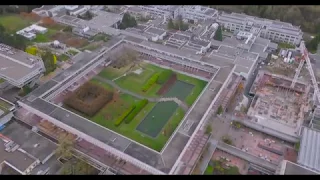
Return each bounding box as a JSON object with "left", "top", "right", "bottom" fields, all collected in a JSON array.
[
  {"left": 157, "top": 73, "right": 177, "bottom": 95},
  {"left": 64, "top": 82, "right": 113, "bottom": 117}
]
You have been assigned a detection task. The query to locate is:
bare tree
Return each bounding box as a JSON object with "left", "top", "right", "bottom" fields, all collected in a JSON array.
[{"left": 111, "top": 47, "right": 140, "bottom": 69}]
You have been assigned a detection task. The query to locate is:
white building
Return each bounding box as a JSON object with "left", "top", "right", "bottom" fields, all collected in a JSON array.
[
  {"left": 16, "top": 25, "right": 48, "bottom": 40},
  {"left": 145, "top": 27, "right": 167, "bottom": 42},
  {"left": 217, "top": 12, "right": 303, "bottom": 46},
  {"left": 68, "top": 5, "right": 91, "bottom": 16},
  {"left": 138, "top": 5, "right": 179, "bottom": 19},
  {"left": 176, "top": 6, "right": 218, "bottom": 24}
]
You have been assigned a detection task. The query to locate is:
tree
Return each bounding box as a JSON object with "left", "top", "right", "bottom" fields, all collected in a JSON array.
[
  {"left": 55, "top": 136, "right": 74, "bottom": 160},
  {"left": 61, "top": 159, "right": 97, "bottom": 175},
  {"left": 167, "top": 18, "right": 175, "bottom": 29},
  {"left": 41, "top": 50, "right": 57, "bottom": 75},
  {"left": 217, "top": 105, "right": 223, "bottom": 115},
  {"left": 111, "top": 48, "right": 139, "bottom": 69},
  {"left": 205, "top": 125, "right": 212, "bottom": 135},
  {"left": 222, "top": 135, "right": 233, "bottom": 145},
  {"left": 119, "top": 13, "right": 137, "bottom": 30},
  {"left": 214, "top": 26, "right": 223, "bottom": 41},
  {"left": 25, "top": 46, "right": 38, "bottom": 56},
  {"left": 63, "top": 26, "right": 73, "bottom": 32}
]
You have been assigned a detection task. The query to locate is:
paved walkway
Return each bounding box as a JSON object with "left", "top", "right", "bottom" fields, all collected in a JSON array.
[
  {"left": 94, "top": 76, "right": 189, "bottom": 111},
  {"left": 217, "top": 141, "right": 278, "bottom": 172}
]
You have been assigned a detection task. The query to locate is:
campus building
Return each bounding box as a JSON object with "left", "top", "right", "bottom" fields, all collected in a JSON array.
[{"left": 217, "top": 12, "right": 303, "bottom": 46}]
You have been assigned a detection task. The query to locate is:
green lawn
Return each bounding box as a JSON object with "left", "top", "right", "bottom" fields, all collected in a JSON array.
[
  {"left": 205, "top": 160, "right": 240, "bottom": 175},
  {"left": 67, "top": 62, "right": 207, "bottom": 151},
  {"left": 99, "top": 63, "right": 207, "bottom": 100},
  {"left": 67, "top": 49, "right": 78, "bottom": 56},
  {"left": 0, "top": 98, "right": 13, "bottom": 112},
  {"left": 32, "top": 29, "right": 57, "bottom": 43},
  {"left": 0, "top": 14, "right": 35, "bottom": 33},
  {"left": 204, "top": 165, "right": 214, "bottom": 175},
  {"left": 176, "top": 73, "right": 207, "bottom": 106},
  {"left": 91, "top": 33, "right": 110, "bottom": 42},
  {"left": 57, "top": 54, "right": 70, "bottom": 61},
  {"left": 0, "top": 78, "right": 5, "bottom": 83}
]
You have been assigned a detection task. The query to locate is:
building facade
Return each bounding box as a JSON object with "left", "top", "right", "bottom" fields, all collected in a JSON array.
[{"left": 217, "top": 12, "right": 303, "bottom": 46}]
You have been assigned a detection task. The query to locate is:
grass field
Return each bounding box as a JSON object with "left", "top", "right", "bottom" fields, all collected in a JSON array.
[
  {"left": 67, "top": 62, "right": 207, "bottom": 151},
  {"left": 0, "top": 14, "right": 36, "bottom": 33},
  {"left": 136, "top": 80, "right": 193, "bottom": 138},
  {"left": 32, "top": 29, "right": 58, "bottom": 43},
  {"left": 57, "top": 54, "right": 70, "bottom": 61}
]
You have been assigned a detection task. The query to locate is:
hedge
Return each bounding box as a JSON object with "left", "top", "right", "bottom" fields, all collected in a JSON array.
[
  {"left": 124, "top": 99, "right": 149, "bottom": 124},
  {"left": 114, "top": 105, "right": 136, "bottom": 127},
  {"left": 157, "top": 69, "right": 173, "bottom": 84},
  {"left": 64, "top": 82, "right": 114, "bottom": 117},
  {"left": 142, "top": 73, "right": 160, "bottom": 92}
]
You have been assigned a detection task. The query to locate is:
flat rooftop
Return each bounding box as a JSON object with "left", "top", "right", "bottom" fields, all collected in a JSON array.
[
  {"left": 145, "top": 27, "right": 166, "bottom": 36},
  {"left": 298, "top": 127, "right": 320, "bottom": 173},
  {"left": 0, "top": 44, "right": 43, "bottom": 82},
  {"left": 1, "top": 121, "right": 57, "bottom": 163},
  {"left": 282, "top": 160, "right": 318, "bottom": 175},
  {"left": 32, "top": 5, "right": 56, "bottom": 12},
  {"left": 0, "top": 136, "right": 36, "bottom": 174}
]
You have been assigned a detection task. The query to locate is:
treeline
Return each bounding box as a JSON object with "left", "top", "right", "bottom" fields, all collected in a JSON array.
[
  {"left": 0, "top": 5, "right": 41, "bottom": 14},
  {"left": 210, "top": 5, "right": 320, "bottom": 34},
  {"left": 0, "top": 24, "right": 28, "bottom": 50},
  {"left": 167, "top": 16, "right": 189, "bottom": 31},
  {"left": 118, "top": 13, "right": 137, "bottom": 30},
  {"left": 306, "top": 34, "right": 320, "bottom": 53}
]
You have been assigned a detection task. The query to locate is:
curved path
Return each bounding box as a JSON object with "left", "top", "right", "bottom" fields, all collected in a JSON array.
[{"left": 93, "top": 76, "right": 189, "bottom": 111}]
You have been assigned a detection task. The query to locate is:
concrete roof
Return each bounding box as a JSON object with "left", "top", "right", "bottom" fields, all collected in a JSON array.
[
  {"left": 254, "top": 37, "right": 270, "bottom": 46},
  {"left": 0, "top": 163, "right": 21, "bottom": 175},
  {"left": 30, "top": 156, "right": 62, "bottom": 175},
  {"left": 145, "top": 27, "right": 166, "bottom": 36},
  {"left": 298, "top": 127, "right": 320, "bottom": 173},
  {"left": 283, "top": 161, "right": 318, "bottom": 175},
  {"left": 70, "top": 5, "right": 85, "bottom": 13},
  {"left": 189, "top": 38, "right": 210, "bottom": 47},
  {"left": 0, "top": 138, "right": 36, "bottom": 173},
  {"left": 171, "top": 34, "right": 189, "bottom": 41},
  {"left": 1, "top": 121, "right": 57, "bottom": 163},
  {"left": 32, "top": 5, "right": 56, "bottom": 12},
  {"left": 88, "top": 10, "right": 122, "bottom": 27},
  {"left": 250, "top": 43, "right": 265, "bottom": 54},
  {"left": 0, "top": 46, "right": 43, "bottom": 82}
]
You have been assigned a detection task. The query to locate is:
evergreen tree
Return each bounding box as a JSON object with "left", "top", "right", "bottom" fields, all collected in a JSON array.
[
  {"left": 167, "top": 18, "right": 175, "bottom": 29},
  {"left": 214, "top": 26, "right": 223, "bottom": 41}
]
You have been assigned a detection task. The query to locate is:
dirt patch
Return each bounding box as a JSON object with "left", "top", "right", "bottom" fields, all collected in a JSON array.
[
  {"left": 50, "top": 32, "right": 88, "bottom": 48},
  {"left": 157, "top": 74, "right": 177, "bottom": 95},
  {"left": 41, "top": 17, "right": 55, "bottom": 25},
  {"left": 65, "top": 37, "right": 88, "bottom": 48},
  {"left": 20, "top": 12, "right": 41, "bottom": 22}
]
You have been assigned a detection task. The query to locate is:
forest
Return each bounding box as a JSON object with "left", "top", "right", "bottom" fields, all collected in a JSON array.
[{"left": 210, "top": 6, "right": 320, "bottom": 34}]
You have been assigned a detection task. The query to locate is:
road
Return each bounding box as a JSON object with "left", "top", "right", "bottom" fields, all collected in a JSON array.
[{"left": 217, "top": 141, "right": 278, "bottom": 172}]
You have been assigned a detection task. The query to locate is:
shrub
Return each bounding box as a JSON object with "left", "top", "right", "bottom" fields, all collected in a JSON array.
[
  {"left": 142, "top": 73, "right": 160, "bottom": 92},
  {"left": 114, "top": 105, "right": 136, "bottom": 127},
  {"left": 125, "top": 99, "right": 149, "bottom": 124},
  {"left": 64, "top": 82, "right": 113, "bottom": 117},
  {"left": 157, "top": 69, "right": 173, "bottom": 84}
]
